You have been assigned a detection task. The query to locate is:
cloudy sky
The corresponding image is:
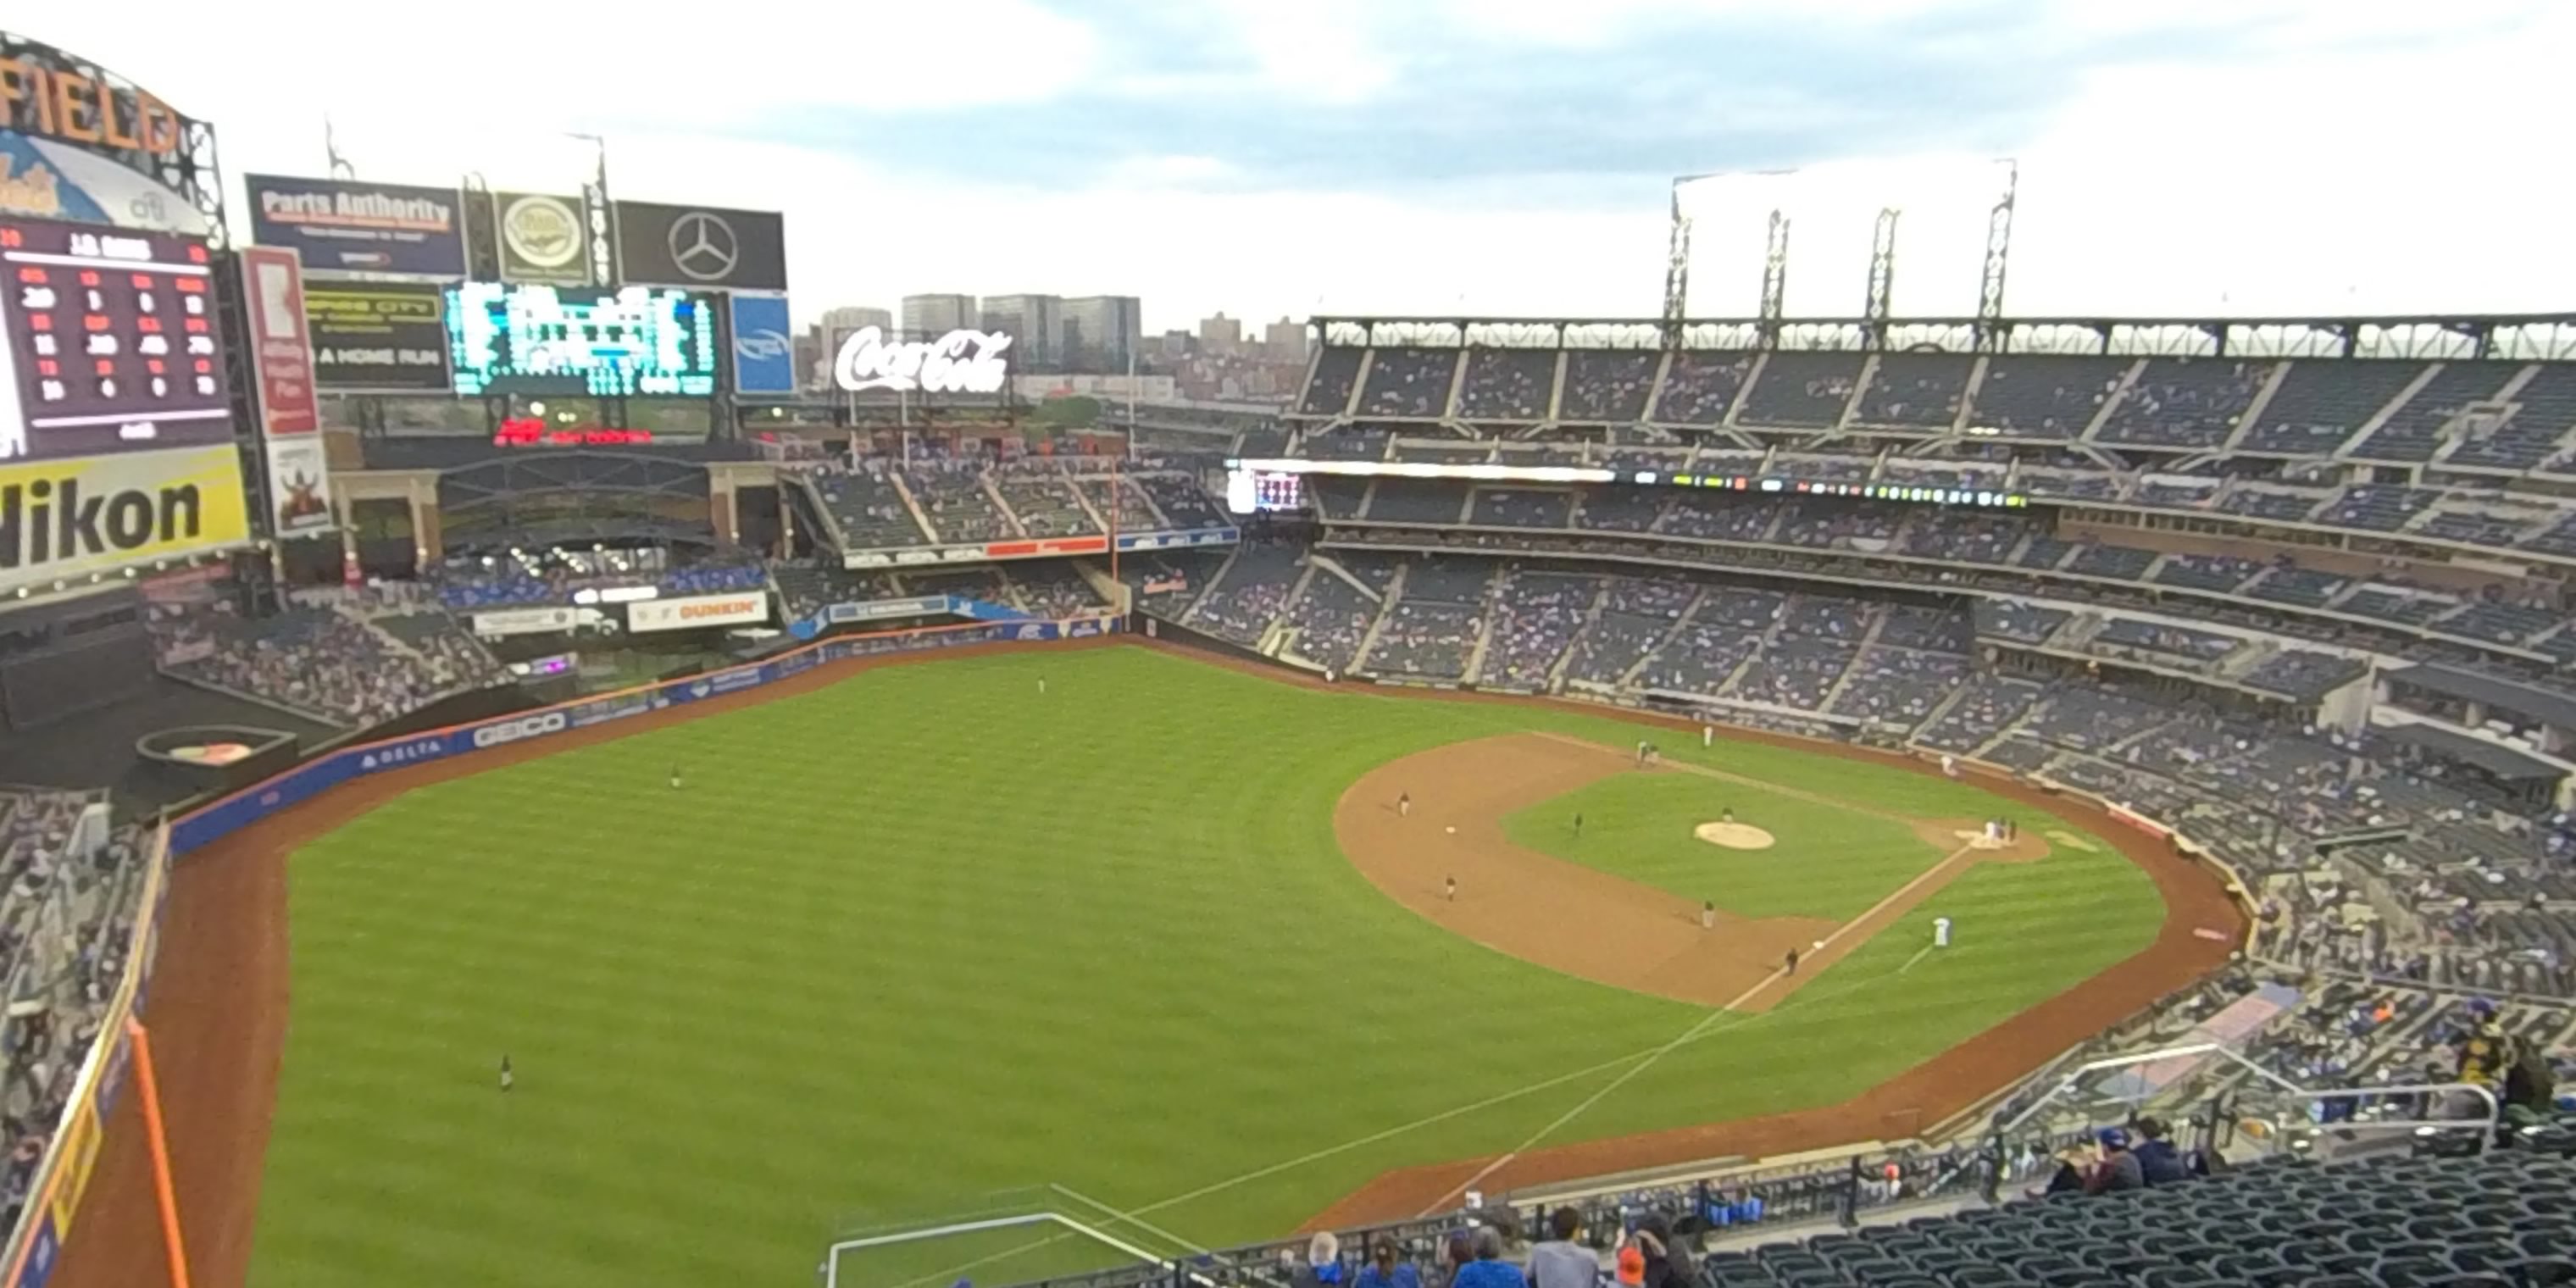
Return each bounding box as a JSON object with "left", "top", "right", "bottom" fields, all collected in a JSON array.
[{"left": 29, "top": 0, "right": 2576, "bottom": 331}]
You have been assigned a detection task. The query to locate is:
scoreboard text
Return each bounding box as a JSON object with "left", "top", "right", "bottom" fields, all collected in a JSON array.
[{"left": 0, "top": 215, "right": 235, "bottom": 462}]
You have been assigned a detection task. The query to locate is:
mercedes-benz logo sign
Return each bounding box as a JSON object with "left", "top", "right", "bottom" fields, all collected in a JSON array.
[{"left": 667, "top": 211, "right": 740, "bottom": 281}]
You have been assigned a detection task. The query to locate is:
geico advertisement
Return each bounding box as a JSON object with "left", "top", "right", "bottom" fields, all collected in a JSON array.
[
  {"left": 626, "top": 591, "right": 768, "bottom": 634},
  {"left": 0, "top": 447, "right": 249, "bottom": 594}
]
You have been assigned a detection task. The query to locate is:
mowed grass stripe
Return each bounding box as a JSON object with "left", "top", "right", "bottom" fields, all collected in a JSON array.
[{"left": 257, "top": 647, "right": 2161, "bottom": 1288}]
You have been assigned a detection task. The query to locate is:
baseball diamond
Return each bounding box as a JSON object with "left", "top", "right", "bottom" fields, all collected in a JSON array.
[
  {"left": 47, "top": 638, "right": 2230, "bottom": 1288},
  {"left": 13, "top": 18, "right": 2576, "bottom": 1288}
]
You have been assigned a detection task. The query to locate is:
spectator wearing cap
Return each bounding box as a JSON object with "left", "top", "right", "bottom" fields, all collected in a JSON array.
[
  {"left": 2086, "top": 1128, "right": 2144, "bottom": 1194},
  {"left": 1352, "top": 1237, "right": 1418, "bottom": 1288},
  {"left": 1450, "top": 1228, "right": 1519, "bottom": 1288},
  {"left": 2130, "top": 1118, "right": 2191, "bottom": 1185},
  {"left": 1628, "top": 1213, "right": 1692, "bottom": 1288},
  {"left": 1613, "top": 1242, "right": 1645, "bottom": 1288},
  {"left": 1292, "top": 1232, "right": 1345, "bottom": 1288},
  {"left": 1526, "top": 1208, "right": 1593, "bottom": 1288}
]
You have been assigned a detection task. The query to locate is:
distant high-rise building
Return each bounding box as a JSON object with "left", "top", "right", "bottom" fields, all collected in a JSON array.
[
  {"left": 980, "top": 294, "right": 1062, "bottom": 367},
  {"left": 791, "top": 331, "right": 822, "bottom": 391},
  {"left": 822, "top": 305, "right": 895, "bottom": 332},
  {"left": 1261, "top": 316, "right": 1310, "bottom": 366},
  {"left": 1060, "top": 295, "right": 1144, "bottom": 373},
  {"left": 1197, "top": 312, "right": 1243, "bottom": 355},
  {"left": 901, "top": 294, "right": 978, "bottom": 336}
]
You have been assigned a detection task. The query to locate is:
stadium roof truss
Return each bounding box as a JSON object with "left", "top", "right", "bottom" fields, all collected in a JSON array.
[{"left": 1310, "top": 312, "right": 2576, "bottom": 362}]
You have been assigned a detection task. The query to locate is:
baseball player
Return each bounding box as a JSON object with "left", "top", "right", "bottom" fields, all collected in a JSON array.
[
  {"left": 499, "top": 1053, "right": 514, "bottom": 1092},
  {"left": 1934, "top": 916, "right": 1952, "bottom": 948},
  {"left": 1702, "top": 724, "right": 1713, "bottom": 749},
  {"left": 1038, "top": 675, "right": 1047, "bottom": 695},
  {"left": 1701, "top": 901, "right": 1717, "bottom": 930},
  {"left": 1940, "top": 753, "right": 1957, "bottom": 778},
  {"left": 1784, "top": 947, "right": 1801, "bottom": 974},
  {"left": 1574, "top": 813, "right": 1585, "bottom": 838},
  {"left": 1445, "top": 874, "right": 1457, "bottom": 902},
  {"left": 669, "top": 764, "right": 683, "bottom": 791},
  {"left": 1399, "top": 792, "right": 1412, "bottom": 819},
  {"left": 1635, "top": 740, "right": 1649, "bottom": 769},
  {"left": 1721, "top": 806, "right": 1735, "bottom": 824}
]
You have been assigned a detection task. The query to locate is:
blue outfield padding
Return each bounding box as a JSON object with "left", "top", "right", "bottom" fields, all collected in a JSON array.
[{"left": 169, "top": 613, "right": 1122, "bottom": 856}]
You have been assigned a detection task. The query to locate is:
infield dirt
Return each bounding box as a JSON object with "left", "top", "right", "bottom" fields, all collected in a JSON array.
[{"left": 52, "top": 637, "right": 2243, "bottom": 1288}]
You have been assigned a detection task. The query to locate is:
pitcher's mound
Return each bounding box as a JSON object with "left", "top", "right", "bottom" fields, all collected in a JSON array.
[{"left": 1694, "top": 822, "right": 1776, "bottom": 850}]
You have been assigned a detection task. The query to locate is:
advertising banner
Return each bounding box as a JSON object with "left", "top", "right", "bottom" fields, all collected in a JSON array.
[
  {"left": 470, "top": 605, "right": 585, "bottom": 636},
  {"left": 728, "top": 294, "right": 796, "bottom": 396},
  {"left": 0, "top": 446, "right": 250, "bottom": 595},
  {"left": 613, "top": 200, "right": 786, "bottom": 291},
  {"left": 0, "top": 215, "right": 232, "bottom": 464},
  {"left": 238, "top": 247, "right": 333, "bottom": 538},
  {"left": 625, "top": 591, "right": 769, "bottom": 634},
  {"left": 238, "top": 247, "right": 319, "bottom": 437},
  {"left": 826, "top": 596, "right": 950, "bottom": 624},
  {"left": 244, "top": 174, "right": 466, "bottom": 277},
  {"left": 0, "top": 130, "right": 208, "bottom": 235},
  {"left": 303, "top": 283, "right": 451, "bottom": 391},
  {"left": 491, "top": 192, "right": 591, "bottom": 286},
  {"left": 0, "top": 35, "right": 207, "bottom": 236}
]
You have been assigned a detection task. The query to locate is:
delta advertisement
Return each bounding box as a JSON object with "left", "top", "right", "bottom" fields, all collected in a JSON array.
[
  {"left": 0, "top": 446, "right": 252, "bottom": 596},
  {"left": 167, "top": 615, "right": 1123, "bottom": 853}
]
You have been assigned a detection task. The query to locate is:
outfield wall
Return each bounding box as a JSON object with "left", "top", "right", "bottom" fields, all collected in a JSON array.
[
  {"left": 1, "top": 828, "right": 170, "bottom": 1288},
  {"left": 7, "top": 612, "right": 1122, "bottom": 1288}
]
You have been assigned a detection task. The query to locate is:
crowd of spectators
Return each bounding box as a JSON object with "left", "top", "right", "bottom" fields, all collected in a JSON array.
[
  {"left": 433, "top": 548, "right": 766, "bottom": 610},
  {"left": 797, "top": 459, "right": 930, "bottom": 548},
  {"left": 153, "top": 589, "right": 509, "bottom": 729},
  {"left": 1480, "top": 573, "right": 1599, "bottom": 690},
  {"left": 902, "top": 458, "right": 1020, "bottom": 543}
]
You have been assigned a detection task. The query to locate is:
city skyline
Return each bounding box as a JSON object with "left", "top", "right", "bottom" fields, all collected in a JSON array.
[{"left": 18, "top": 1, "right": 2573, "bottom": 332}]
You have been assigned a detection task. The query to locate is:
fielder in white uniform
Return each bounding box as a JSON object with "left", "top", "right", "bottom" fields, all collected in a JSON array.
[{"left": 1933, "top": 916, "right": 1953, "bottom": 948}]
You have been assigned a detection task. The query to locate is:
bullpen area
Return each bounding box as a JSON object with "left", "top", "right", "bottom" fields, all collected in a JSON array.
[{"left": 60, "top": 641, "right": 2235, "bottom": 1288}]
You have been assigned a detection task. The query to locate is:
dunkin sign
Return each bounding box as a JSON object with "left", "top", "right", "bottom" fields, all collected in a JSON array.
[{"left": 625, "top": 591, "right": 769, "bottom": 634}]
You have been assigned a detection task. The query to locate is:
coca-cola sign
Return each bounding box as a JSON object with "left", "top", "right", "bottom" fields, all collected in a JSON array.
[{"left": 832, "top": 327, "right": 1011, "bottom": 395}]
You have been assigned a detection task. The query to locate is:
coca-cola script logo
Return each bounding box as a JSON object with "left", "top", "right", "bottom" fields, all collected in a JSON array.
[{"left": 833, "top": 327, "right": 1012, "bottom": 395}]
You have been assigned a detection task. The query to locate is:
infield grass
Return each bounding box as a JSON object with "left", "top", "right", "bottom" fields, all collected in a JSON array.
[
  {"left": 255, "top": 646, "right": 2162, "bottom": 1288},
  {"left": 1499, "top": 772, "right": 1941, "bottom": 919}
]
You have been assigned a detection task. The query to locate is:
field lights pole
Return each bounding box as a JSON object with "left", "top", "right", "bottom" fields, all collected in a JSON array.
[{"left": 129, "top": 1018, "right": 192, "bottom": 1288}]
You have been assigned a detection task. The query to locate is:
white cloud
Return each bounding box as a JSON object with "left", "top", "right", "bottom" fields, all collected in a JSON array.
[{"left": 14, "top": 1, "right": 2573, "bottom": 331}]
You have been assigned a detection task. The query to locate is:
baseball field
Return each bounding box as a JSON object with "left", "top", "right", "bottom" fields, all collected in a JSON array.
[{"left": 57, "top": 640, "right": 2241, "bottom": 1288}]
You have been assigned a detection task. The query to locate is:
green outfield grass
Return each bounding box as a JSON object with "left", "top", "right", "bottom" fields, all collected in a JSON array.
[{"left": 255, "top": 647, "right": 2163, "bottom": 1288}]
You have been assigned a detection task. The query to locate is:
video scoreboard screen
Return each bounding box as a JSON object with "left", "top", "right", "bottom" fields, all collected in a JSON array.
[
  {"left": 445, "top": 281, "right": 718, "bottom": 398},
  {"left": 1225, "top": 467, "right": 1304, "bottom": 514},
  {"left": 0, "top": 215, "right": 234, "bottom": 462}
]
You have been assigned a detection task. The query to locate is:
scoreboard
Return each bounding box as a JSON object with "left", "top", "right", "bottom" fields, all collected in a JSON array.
[
  {"left": 0, "top": 215, "right": 234, "bottom": 462},
  {"left": 445, "top": 281, "right": 718, "bottom": 398}
]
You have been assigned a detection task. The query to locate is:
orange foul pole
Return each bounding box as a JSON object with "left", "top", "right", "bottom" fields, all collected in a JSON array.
[{"left": 128, "top": 1019, "right": 193, "bottom": 1288}]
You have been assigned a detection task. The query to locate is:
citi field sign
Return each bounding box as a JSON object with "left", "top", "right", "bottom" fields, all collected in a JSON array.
[
  {"left": 832, "top": 327, "right": 1010, "bottom": 395},
  {"left": 0, "top": 38, "right": 186, "bottom": 159}
]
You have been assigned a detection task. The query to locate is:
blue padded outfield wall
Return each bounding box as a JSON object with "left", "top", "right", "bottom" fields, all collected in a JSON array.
[{"left": 170, "top": 614, "right": 1122, "bottom": 855}]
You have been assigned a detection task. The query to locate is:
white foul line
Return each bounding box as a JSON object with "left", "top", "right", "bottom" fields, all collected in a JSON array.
[{"left": 1412, "top": 835, "right": 1981, "bottom": 1215}]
